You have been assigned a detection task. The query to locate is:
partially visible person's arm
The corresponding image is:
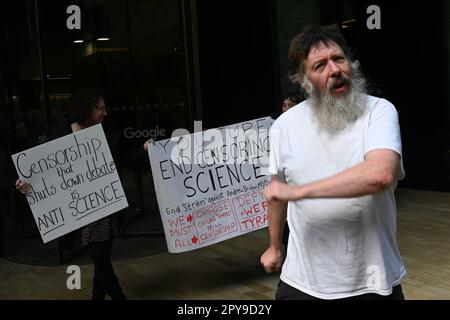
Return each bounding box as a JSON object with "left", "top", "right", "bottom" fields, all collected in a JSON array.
[
  {"left": 15, "top": 179, "right": 29, "bottom": 194},
  {"left": 263, "top": 149, "right": 400, "bottom": 202},
  {"left": 143, "top": 138, "right": 154, "bottom": 152},
  {"left": 260, "top": 175, "right": 288, "bottom": 273}
]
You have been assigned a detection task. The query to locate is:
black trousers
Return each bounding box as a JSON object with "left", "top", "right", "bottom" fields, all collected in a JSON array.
[
  {"left": 276, "top": 280, "right": 405, "bottom": 300},
  {"left": 89, "top": 240, "right": 126, "bottom": 300}
]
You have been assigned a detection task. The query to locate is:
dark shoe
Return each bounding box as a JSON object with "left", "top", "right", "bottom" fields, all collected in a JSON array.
[
  {"left": 108, "top": 290, "right": 126, "bottom": 300},
  {"left": 91, "top": 291, "right": 106, "bottom": 300}
]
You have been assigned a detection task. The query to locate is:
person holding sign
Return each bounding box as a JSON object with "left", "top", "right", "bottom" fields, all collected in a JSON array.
[
  {"left": 69, "top": 90, "right": 128, "bottom": 300},
  {"left": 261, "top": 25, "right": 406, "bottom": 300},
  {"left": 16, "top": 89, "right": 151, "bottom": 300}
]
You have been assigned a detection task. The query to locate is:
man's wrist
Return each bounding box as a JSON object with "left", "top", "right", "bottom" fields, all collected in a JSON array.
[
  {"left": 269, "top": 242, "right": 284, "bottom": 252},
  {"left": 294, "top": 184, "right": 306, "bottom": 200}
]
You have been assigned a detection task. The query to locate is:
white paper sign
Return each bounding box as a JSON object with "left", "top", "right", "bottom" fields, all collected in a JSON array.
[
  {"left": 148, "top": 117, "right": 274, "bottom": 253},
  {"left": 11, "top": 124, "right": 128, "bottom": 243}
]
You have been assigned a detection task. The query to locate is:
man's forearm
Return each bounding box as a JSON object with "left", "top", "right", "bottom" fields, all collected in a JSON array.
[
  {"left": 298, "top": 162, "right": 383, "bottom": 199},
  {"left": 268, "top": 200, "right": 288, "bottom": 249},
  {"left": 295, "top": 150, "right": 399, "bottom": 200}
]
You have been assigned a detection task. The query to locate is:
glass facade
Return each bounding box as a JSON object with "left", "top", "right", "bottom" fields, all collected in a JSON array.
[{"left": 0, "top": 0, "right": 193, "bottom": 264}]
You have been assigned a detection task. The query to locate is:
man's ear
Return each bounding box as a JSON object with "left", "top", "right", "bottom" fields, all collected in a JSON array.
[{"left": 301, "top": 76, "right": 313, "bottom": 94}]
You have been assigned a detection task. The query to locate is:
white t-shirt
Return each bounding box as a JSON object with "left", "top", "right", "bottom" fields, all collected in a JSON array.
[{"left": 269, "top": 95, "right": 406, "bottom": 299}]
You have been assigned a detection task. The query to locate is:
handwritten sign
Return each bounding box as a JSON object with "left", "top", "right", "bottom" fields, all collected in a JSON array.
[
  {"left": 149, "top": 117, "right": 274, "bottom": 253},
  {"left": 11, "top": 124, "right": 128, "bottom": 243}
]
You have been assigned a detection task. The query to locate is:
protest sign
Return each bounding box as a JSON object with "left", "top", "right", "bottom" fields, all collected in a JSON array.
[
  {"left": 149, "top": 117, "right": 274, "bottom": 253},
  {"left": 11, "top": 124, "right": 128, "bottom": 243}
]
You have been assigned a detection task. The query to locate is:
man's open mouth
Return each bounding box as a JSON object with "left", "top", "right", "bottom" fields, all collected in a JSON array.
[
  {"left": 329, "top": 78, "right": 350, "bottom": 93},
  {"left": 332, "top": 79, "right": 347, "bottom": 89}
]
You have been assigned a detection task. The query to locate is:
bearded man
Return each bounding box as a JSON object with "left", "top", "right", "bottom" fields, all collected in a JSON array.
[{"left": 260, "top": 25, "right": 406, "bottom": 300}]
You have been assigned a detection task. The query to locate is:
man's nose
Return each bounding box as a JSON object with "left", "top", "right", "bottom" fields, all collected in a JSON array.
[{"left": 328, "top": 60, "right": 340, "bottom": 76}]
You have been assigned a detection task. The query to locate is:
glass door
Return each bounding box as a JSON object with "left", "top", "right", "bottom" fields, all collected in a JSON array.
[{"left": 0, "top": 0, "right": 193, "bottom": 264}]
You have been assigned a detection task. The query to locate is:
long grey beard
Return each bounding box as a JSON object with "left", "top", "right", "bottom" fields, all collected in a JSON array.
[{"left": 302, "top": 61, "right": 368, "bottom": 135}]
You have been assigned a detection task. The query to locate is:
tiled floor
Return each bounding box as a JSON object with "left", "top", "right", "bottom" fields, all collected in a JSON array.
[{"left": 0, "top": 188, "right": 449, "bottom": 300}]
